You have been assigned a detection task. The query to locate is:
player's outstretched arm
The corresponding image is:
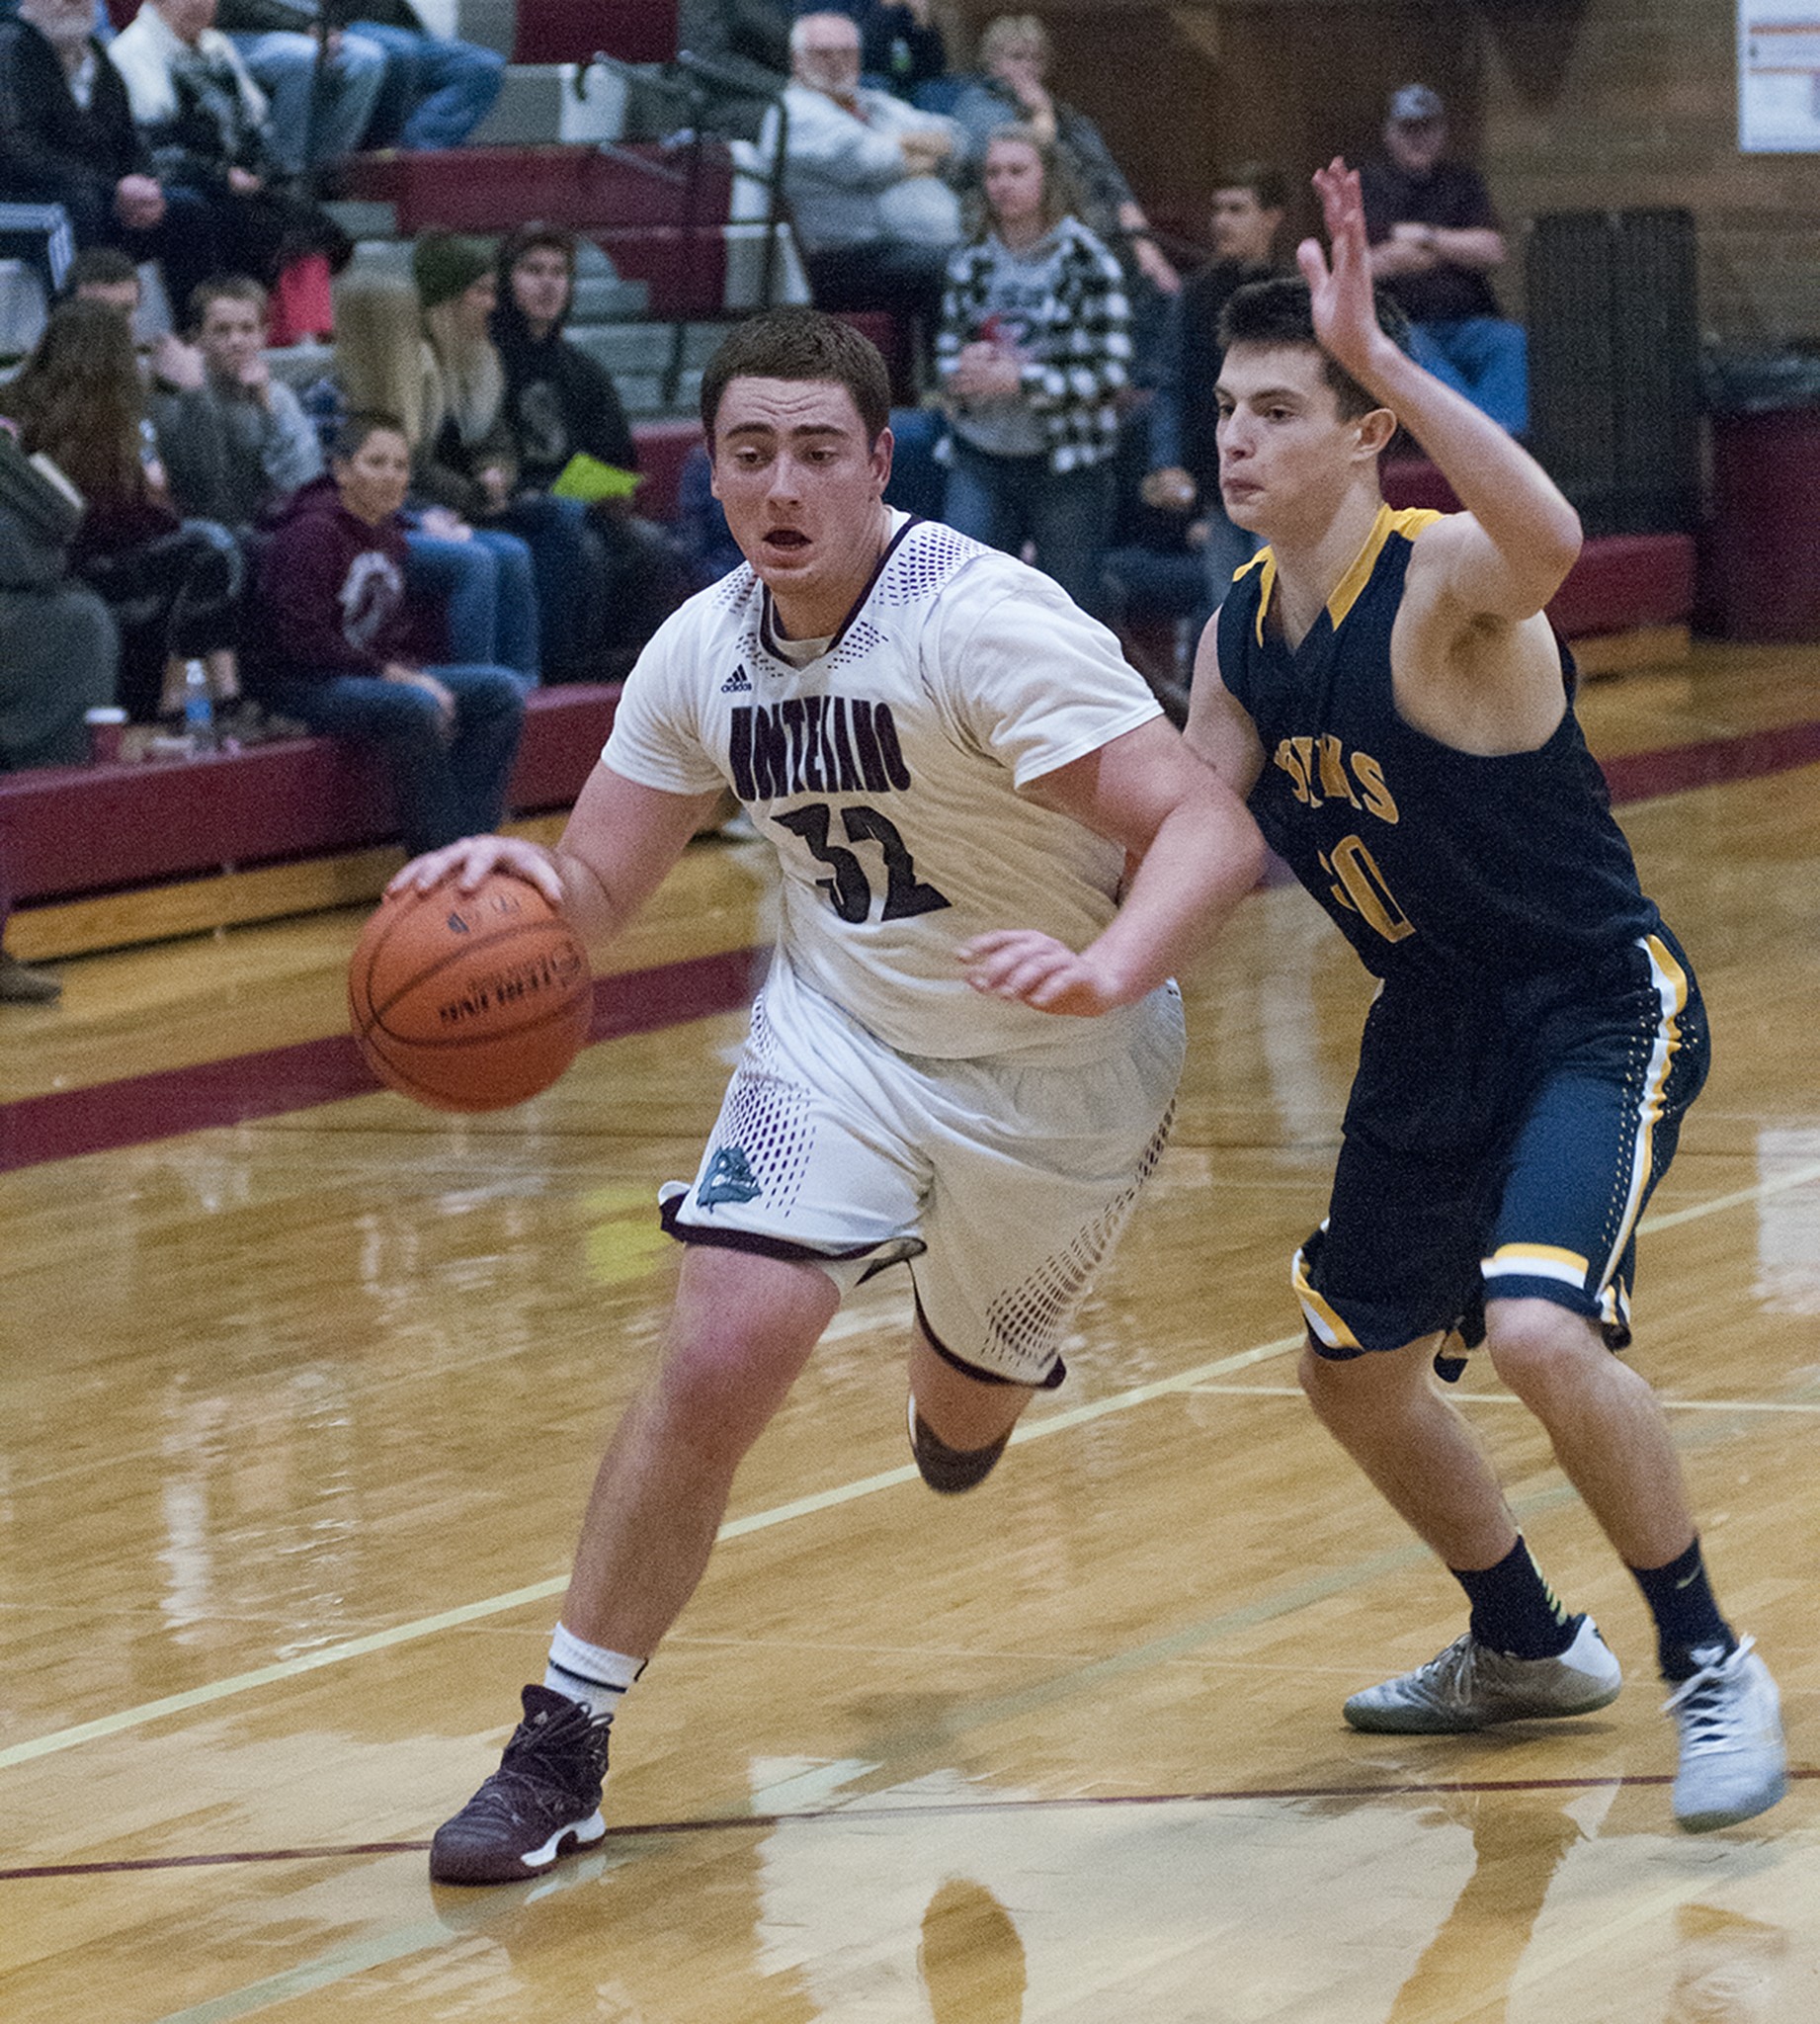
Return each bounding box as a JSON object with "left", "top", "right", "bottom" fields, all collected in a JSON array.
[
  {"left": 1301, "top": 158, "right": 1580, "bottom": 623},
  {"left": 961, "top": 718, "right": 1265, "bottom": 1017},
  {"left": 388, "top": 765, "right": 727, "bottom": 951}
]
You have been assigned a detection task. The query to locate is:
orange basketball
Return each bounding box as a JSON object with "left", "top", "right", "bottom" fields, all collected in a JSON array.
[{"left": 349, "top": 873, "right": 592, "bottom": 1112}]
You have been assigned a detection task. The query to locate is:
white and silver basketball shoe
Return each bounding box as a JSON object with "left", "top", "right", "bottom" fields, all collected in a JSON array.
[
  {"left": 1343, "top": 1613, "right": 1623, "bottom": 1733},
  {"left": 1663, "top": 1637, "right": 1787, "bottom": 1832}
]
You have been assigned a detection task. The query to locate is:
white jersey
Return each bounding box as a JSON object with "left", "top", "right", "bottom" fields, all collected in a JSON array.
[{"left": 604, "top": 514, "right": 1163, "bottom": 1062}]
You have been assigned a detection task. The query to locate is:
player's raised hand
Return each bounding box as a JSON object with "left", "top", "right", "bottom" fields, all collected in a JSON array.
[
  {"left": 1297, "top": 158, "right": 1382, "bottom": 384},
  {"left": 959, "top": 929, "right": 1130, "bottom": 1018},
  {"left": 387, "top": 833, "right": 566, "bottom": 906}
]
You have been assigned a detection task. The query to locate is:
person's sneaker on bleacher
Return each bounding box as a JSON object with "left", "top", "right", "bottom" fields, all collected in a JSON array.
[
  {"left": 0, "top": 950, "right": 61, "bottom": 1004},
  {"left": 429, "top": 1685, "right": 611, "bottom": 1885},
  {"left": 1664, "top": 1637, "right": 1786, "bottom": 1832},
  {"left": 1343, "top": 1613, "right": 1622, "bottom": 1732}
]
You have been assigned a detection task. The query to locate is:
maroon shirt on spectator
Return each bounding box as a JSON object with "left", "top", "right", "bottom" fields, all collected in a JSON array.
[
  {"left": 1360, "top": 159, "right": 1502, "bottom": 324},
  {"left": 257, "top": 474, "right": 432, "bottom": 678}
]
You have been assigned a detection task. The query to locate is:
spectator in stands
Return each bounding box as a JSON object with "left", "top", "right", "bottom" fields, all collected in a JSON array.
[
  {"left": 252, "top": 410, "right": 526, "bottom": 858},
  {"left": 64, "top": 243, "right": 144, "bottom": 316},
  {"left": 0, "top": 0, "right": 221, "bottom": 322},
  {"left": 342, "top": 2, "right": 504, "bottom": 154},
  {"left": 492, "top": 225, "right": 695, "bottom": 666},
  {"left": 150, "top": 273, "right": 323, "bottom": 535},
  {"left": 1362, "top": 83, "right": 1527, "bottom": 434},
  {"left": 845, "top": 0, "right": 951, "bottom": 100},
  {"left": 413, "top": 232, "right": 603, "bottom": 681},
  {"left": 776, "top": 11, "right": 961, "bottom": 332},
  {"left": 0, "top": 850, "right": 62, "bottom": 1003},
  {"left": 674, "top": 439, "right": 743, "bottom": 585},
  {"left": 0, "top": 298, "right": 245, "bottom": 726},
  {"left": 673, "top": 0, "right": 792, "bottom": 141},
  {"left": 108, "top": 0, "right": 355, "bottom": 345},
  {"left": 1144, "top": 161, "right": 1285, "bottom": 608},
  {"left": 0, "top": 413, "right": 121, "bottom": 773},
  {"left": 951, "top": 16, "right": 1178, "bottom": 307},
  {"left": 316, "top": 266, "right": 538, "bottom": 685},
  {"left": 215, "top": 1, "right": 389, "bottom": 179},
  {"left": 936, "top": 126, "right": 1126, "bottom": 616}
]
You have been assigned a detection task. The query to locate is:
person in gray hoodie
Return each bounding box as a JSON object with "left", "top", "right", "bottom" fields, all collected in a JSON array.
[{"left": 150, "top": 272, "right": 322, "bottom": 534}]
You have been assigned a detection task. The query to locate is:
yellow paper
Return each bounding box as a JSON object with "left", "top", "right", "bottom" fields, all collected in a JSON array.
[{"left": 550, "top": 453, "right": 641, "bottom": 502}]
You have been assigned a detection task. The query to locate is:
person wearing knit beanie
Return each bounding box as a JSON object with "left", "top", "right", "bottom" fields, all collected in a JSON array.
[{"left": 413, "top": 233, "right": 498, "bottom": 312}]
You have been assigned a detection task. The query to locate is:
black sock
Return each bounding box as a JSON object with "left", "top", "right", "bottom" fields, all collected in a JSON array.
[
  {"left": 1450, "top": 1537, "right": 1577, "bottom": 1658},
  {"left": 1628, "top": 1537, "right": 1734, "bottom": 1679}
]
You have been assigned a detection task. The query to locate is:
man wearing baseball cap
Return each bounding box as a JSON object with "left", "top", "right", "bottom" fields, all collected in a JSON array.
[{"left": 1361, "top": 83, "right": 1528, "bottom": 434}]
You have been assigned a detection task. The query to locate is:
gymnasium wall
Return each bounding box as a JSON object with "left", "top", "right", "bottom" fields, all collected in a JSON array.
[{"left": 945, "top": 0, "right": 1820, "bottom": 347}]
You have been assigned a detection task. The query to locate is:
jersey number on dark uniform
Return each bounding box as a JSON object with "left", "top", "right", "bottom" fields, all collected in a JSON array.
[
  {"left": 774, "top": 803, "right": 952, "bottom": 924},
  {"left": 1319, "top": 834, "right": 1414, "bottom": 944}
]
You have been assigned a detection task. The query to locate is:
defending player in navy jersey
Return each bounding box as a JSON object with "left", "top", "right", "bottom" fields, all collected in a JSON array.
[
  {"left": 393, "top": 306, "right": 1264, "bottom": 1885},
  {"left": 1186, "top": 161, "right": 1784, "bottom": 1832}
]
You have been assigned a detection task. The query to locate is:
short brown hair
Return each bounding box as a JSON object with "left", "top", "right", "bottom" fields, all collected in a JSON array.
[
  {"left": 189, "top": 273, "right": 269, "bottom": 331},
  {"left": 1218, "top": 276, "right": 1411, "bottom": 419},
  {"left": 699, "top": 306, "right": 891, "bottom": 444}
]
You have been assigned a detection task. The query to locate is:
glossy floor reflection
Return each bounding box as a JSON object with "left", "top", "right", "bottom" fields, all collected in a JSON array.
[{"left": 2, "top": 644, "right": 1817, "bottom": 2021}]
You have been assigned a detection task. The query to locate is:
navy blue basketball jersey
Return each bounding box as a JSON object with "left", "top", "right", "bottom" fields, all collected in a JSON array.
[{"left": 1216, "top": 506, "right": 1660, "bottom": 985}]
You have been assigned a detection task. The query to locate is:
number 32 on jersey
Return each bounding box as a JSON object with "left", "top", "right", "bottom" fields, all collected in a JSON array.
[{"left": 774, "top": 802, "right": 952, "bottom": 923}]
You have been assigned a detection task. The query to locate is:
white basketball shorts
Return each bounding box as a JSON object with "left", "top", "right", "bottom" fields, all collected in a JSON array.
[{"left": 660, "top": 957, "right": 1186, "bottom": 1387}]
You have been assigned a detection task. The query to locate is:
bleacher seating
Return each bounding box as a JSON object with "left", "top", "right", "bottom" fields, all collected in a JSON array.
[
  {"left": 1383, "top": 457, "right": 1695, "bottom": 672},
  {"left": 0, "top": 0, "right": 1710, "bottom": 963}
]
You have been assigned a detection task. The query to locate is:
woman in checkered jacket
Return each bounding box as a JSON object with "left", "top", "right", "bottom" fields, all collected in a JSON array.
[{"left": 935, "top": 125, "right": 1130, "bottom": 618}]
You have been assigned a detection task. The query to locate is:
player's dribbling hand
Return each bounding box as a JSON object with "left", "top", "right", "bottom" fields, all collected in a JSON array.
[
  {"left": 960, "top": 930, "right": 1128, "bottom": 1017},
  {"left": 387, "top": 834, "right": 565, "bottom": 907}
]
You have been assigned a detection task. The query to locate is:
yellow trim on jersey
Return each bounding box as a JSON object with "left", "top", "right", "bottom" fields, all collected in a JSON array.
[
  {"left": 1241, "top": 546, "right": 1277, "bottom": 645},
  {"left": 1248, "top": 505, "right": 1444, "bottom": 645},
  {"left": 1292, "top": 1240, "right": 1360, "bottom": 1350},
  {"left": 1326, "top": 505, "right": 1446, "bottom": 632}
]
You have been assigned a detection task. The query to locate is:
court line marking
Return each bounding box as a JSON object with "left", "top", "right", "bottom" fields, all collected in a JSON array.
[
  {"left": 9, "top": 1766, "right": 1818, "bottom": 1880},
  {"left": 0, "top": 1334, "right": 1303, "bottom": 1773},
  {"left": 1187, "top": 1383, "right": 1820, "bottom": 1412},
  {"left": 6, "top": 1153, "right": 1817, "bottom": 1775}
]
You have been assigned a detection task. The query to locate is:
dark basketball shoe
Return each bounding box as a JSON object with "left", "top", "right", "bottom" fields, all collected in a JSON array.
[
  {"left": 430, "top": 1686, "right": 611, "bottom": 1885},
  {"left": 908, "top": 1400, "right": 1011, "bottom": 1494}
]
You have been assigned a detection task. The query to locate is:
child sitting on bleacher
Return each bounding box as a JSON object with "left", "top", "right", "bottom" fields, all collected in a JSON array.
[{"left": 251, "top": 410, "right": 525, "bottom": 858}]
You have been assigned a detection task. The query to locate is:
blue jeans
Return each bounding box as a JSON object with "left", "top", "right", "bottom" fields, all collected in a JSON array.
[
  {"left": 942, "top": 441, "right": 1116, "bottom": 618},
  {"left": 229, "top": 30, "right": 388, "bottom": 174},
  {"left": 263, "top": 665, "right": 526, "bottom": 857},
  {"left": 352, "top": 22, "right": 505, "bottom": 151},
  {"left": 493, "top": 493, "right": 596, "bottom": 680},
  {"left": 404, "top": 528, "right": 539, "bottom": 685},
  {"left": 1412, "top": 316, "right": 1529, "bottom": 436}
]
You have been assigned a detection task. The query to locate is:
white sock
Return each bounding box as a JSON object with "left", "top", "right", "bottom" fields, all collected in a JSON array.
[{"left": 544, "top": 1622, "right": 645, "bottom": 1723}]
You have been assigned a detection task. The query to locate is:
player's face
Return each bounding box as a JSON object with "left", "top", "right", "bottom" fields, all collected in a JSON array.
[
  {"left": 1215, "top": 343, "right": 1373, "bottom": 539},
  {"left": 198, "top": 296, "right": 264, "bottom": 377},
  {"left": 709, "top": 376, "right": 893, "bottom": 637},
  {"left": 1208, "top": 188, "right": 1281, "bottom": 265}
]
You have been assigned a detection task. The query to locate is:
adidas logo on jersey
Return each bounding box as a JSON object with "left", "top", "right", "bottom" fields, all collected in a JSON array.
[{"left": 720, "top": 666, "right": 753, "bottom": 694}]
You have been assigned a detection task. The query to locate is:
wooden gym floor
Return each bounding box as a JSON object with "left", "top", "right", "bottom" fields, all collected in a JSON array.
[{"left": 2, "top": 641, "right": 1816, "bottom": 2023}]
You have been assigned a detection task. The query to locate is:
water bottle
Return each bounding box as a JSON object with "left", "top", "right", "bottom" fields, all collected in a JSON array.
[{"left": 182, "top": 658, "right": 217, "bottom": 754}]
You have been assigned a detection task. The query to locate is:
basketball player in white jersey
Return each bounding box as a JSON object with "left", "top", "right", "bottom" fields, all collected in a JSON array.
[{"left": 394, "top": 307, "right": 1264, "bottom": 1886}]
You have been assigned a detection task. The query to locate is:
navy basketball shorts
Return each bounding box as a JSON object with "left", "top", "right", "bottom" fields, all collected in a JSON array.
[
  {"left": 1295, "top": 929, "right": 1709, "bottom": 1360},
  {"left": 660, "top": 955, "right": 1186, "bottom": 1388}
]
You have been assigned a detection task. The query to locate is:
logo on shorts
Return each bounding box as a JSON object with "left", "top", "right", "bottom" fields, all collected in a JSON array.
[
  {"left": 720, "top": 665, "right": 753, "bottom": 694},
  {"left": 698, "top": 1143, "right": 761, "bottom": 1207}
]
